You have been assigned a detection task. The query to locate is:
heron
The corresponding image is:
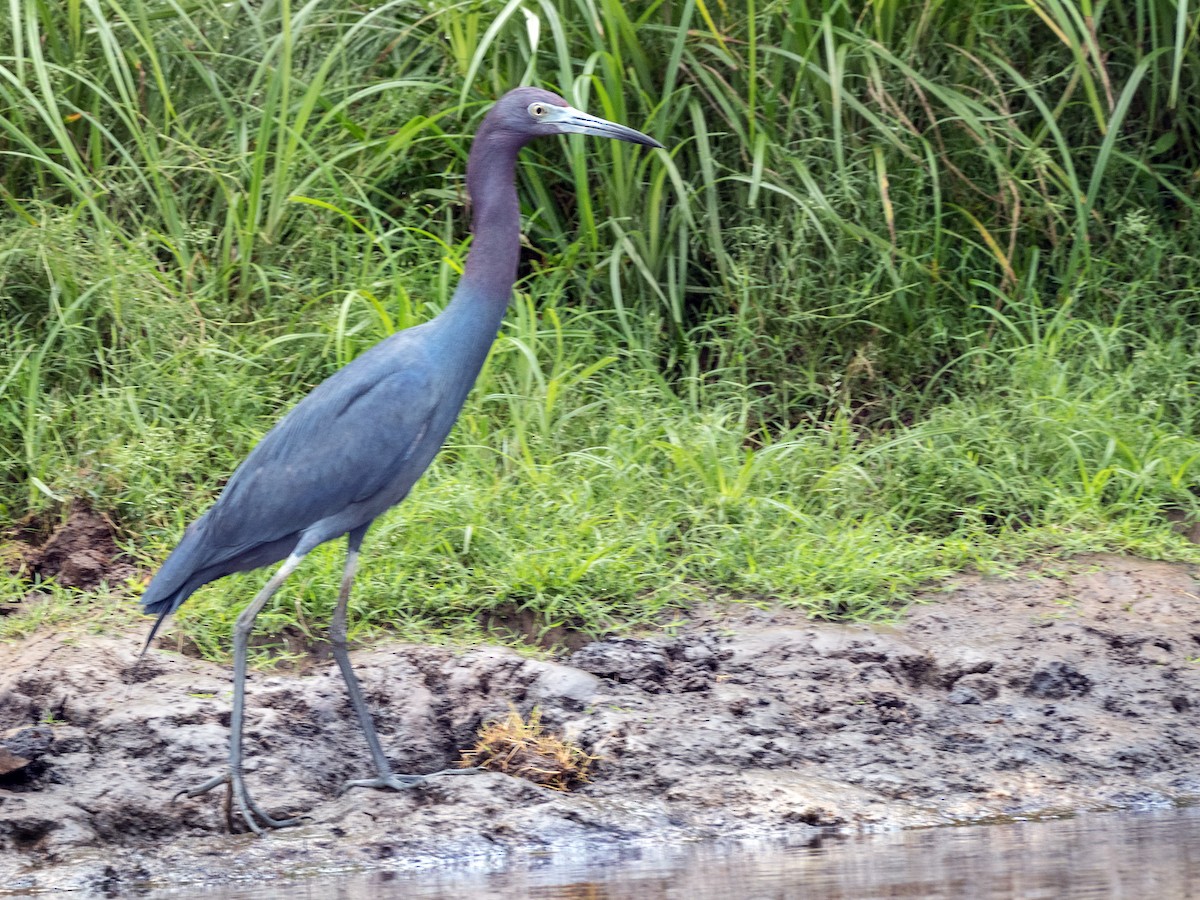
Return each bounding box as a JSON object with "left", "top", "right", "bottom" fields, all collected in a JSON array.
[{"left": 139, "top": 87, "right": 662, "bottom": 834}]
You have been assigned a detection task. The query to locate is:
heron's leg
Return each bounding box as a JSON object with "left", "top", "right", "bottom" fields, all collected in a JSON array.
[
  {"left": 330, "top": 529, "right": 479, "bottom": 795},
  {"left": 177, "top": 553, "right": 306, "bottom": 835}
]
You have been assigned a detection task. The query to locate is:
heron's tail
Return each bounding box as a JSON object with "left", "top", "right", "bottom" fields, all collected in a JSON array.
[
  {"left": 138, "top": 517, "right": 214, "bottom": 656},
  {"left": 139, "top": 605, "right": 177, "bottom": 657}
]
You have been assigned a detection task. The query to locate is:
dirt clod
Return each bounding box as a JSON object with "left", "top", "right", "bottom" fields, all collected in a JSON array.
[
  {"left": 3, "top": 502, "right": 132, "bottom": 590},
  {"left": 0, "top": 748, "right": 30, "bottom": 777},
  {"left": 1025, "top": 661, "right": 1092, "bottom": 699},
  {"left": 3, "top": 553, "right": 1200, "bottom": 893}
]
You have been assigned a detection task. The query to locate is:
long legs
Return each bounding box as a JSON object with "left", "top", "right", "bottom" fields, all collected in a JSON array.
[
  {"left": 181, "top": 533, "right": 474, "bottom": 835},
  {"left": 331, "top": 527, "right": 477, "bottom": 793},
  {"left": 178, "top": 552, "right": 306, "bottom": 835}
]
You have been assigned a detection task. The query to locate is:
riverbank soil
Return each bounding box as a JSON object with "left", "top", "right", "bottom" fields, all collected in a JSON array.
[{"left": 2, "top": 554, "right": 1198, "bottom": 893}]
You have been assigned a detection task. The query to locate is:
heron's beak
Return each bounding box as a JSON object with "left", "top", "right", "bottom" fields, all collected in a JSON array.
[{"left": 553, "top": 106, "right": 664, "bottom": 149}]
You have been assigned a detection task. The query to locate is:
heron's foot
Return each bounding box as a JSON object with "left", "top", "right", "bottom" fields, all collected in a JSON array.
[
  {"left": 174, "top": 769, "right": 304, "bottom": 835},
  {"left": 339, "top": 765, "right": 483, "bottom": 796}
]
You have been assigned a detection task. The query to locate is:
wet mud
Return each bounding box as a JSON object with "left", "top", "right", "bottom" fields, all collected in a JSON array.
[{"left": 2, "top": 554, "right": 1199, "bottom": 894}]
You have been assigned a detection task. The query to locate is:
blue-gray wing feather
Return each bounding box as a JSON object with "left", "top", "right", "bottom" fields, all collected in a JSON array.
[{"left": 140, "top": 334, "right": 446, "bottom": 621}]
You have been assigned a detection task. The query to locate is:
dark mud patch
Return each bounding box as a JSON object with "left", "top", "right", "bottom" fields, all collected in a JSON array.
[
  {"left": 478, "top": 603, "right": 592, "bottom": 653},
  {"left": 159, "top": 624, "right": 337, "bottom": 670},
  {"left": 2, "top": 502, "right": 133, "bottom": 593},
  {"left": 2, "top": 554, "right": 1200, "bottom": 894}
]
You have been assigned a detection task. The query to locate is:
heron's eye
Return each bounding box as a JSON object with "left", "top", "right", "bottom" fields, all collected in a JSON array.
[{"left": 529, "top": 103, "right": 548, "bottom": 118}]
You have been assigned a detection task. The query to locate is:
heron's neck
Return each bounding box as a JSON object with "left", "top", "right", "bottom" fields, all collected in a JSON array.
[{"left": 452, "top": 123, "right": 523, "bottom": 312}]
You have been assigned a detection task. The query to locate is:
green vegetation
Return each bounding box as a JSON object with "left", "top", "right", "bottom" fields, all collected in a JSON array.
[{"left": 3, "top": 0, "right": 1200, "bottom": 658}]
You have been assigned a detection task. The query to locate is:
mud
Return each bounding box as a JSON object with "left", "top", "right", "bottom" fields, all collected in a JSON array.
[
  {"left": 2, "top": 554, "right": 1200, "bottom": 894},
  {"left": 2, "top": 504, "right": 131, "bottom": 593}
]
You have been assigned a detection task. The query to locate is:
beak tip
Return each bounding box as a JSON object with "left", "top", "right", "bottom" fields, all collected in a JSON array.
[{"left": 622, "top": 132, "right": 664, "bottom": 150}]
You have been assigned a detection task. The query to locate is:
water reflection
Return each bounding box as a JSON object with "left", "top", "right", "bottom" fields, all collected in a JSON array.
[{"left": 159, "top": 807, "right": 1200, "bottom": 899}]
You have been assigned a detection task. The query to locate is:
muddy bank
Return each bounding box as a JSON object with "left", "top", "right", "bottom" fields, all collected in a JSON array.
[{"left": 2, "top": 554, "right": 1200, "bottom": 894}]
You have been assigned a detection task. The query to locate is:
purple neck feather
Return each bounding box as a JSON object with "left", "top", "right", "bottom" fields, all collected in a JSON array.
[{"left": 457, "top": 116, "right": 524, "bottom": 307}]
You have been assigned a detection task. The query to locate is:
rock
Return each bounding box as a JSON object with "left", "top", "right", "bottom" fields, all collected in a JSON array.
[
  {"left": 0, "top": 747, "right": 30, "bottom": 776},
  {"left": 526, "top": 661, "right": 601, "bottom": 708}
]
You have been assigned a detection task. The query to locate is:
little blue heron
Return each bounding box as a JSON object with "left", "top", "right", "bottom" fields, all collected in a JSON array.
[{"left": 139, "top": 87, "right": 662, "bottom": 834}]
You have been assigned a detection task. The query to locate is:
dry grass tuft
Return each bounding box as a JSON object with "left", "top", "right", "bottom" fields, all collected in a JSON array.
[{"left": 460, "top": 707, "right": 596, "bottom": 791}]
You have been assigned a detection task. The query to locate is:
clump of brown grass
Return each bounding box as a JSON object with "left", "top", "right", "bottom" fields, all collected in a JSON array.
[{"left": 459, "top": 707, "right": 596, "bottom": 791}]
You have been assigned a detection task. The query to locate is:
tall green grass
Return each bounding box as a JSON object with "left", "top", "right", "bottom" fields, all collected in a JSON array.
[{"left": 3, "top": 0, "right": 1200, "bottom": 654}]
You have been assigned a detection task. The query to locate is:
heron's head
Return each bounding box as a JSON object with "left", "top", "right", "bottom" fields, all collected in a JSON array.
[{"left": 489, "top": 87, "right": 663, "bottom": 149}]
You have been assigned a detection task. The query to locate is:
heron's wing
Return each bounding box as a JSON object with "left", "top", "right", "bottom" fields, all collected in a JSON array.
[{"left": 202, "top": 353, "right": 443, "bottom": 558}]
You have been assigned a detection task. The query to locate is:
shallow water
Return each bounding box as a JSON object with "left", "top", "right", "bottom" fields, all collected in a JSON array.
[{"left": 146, "top": 807, "right": 1199, "bottom": 899}]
